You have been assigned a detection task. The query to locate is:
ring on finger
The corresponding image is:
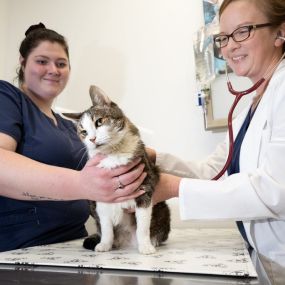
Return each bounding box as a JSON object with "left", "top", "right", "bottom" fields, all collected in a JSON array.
[{"left": 116, "top": 175, "right": 124, "bottom": 190}]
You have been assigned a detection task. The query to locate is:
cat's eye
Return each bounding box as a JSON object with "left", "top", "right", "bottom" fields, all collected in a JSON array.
[
  {"left": 80, "top": 130, "right": 88, "bottom": 137},
  {"left": 95, "top": 118, "right": 104, "bottom": 128}
]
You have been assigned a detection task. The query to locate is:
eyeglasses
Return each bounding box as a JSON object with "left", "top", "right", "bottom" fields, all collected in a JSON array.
[{"left": 214, "top": 23, "right": 272, "bottom": 48}]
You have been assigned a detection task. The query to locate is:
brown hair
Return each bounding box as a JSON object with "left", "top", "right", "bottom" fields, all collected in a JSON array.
[
  {"left": 219, "top": 0, "right": 285, "bottom": 52},
  {"left": 17, "top": 23, "right": 70, "bottom": 85}
]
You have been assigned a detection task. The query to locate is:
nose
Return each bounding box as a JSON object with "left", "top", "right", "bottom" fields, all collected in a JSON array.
[
  {"left": 89, "top": 137, "right": 96, "bottom": 143},
  {"left": 221, "top": 37, "right": 240, "bottom": 60},
  {"left": 47, "top": 62, "right": 60, "bottom": 75},
  {"left": 226, "top": 36, "right": 241, "bottom": 50}
]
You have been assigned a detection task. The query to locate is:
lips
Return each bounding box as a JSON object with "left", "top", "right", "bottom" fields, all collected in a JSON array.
[
  {"left": 43, "top": 78, "right": 60, "bottom": 83},
  {"left": 232, "top": 55, "right": 247, "bottom": 62}
]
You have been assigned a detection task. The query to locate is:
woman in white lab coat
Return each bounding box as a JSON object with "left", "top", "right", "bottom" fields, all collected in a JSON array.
[{"left": 151, "top": 0, "right": 285, "bottom": 259}]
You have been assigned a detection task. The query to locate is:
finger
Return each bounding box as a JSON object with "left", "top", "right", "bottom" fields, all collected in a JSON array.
[
  {"left": 113, "top": 175, "right": 124, "bottom": 191},
  {"left": 114, "top": 172, "right": 147, "bottom": 197},
  {"left": 117, "top": 163, "right": 145, "bottom": 186},
  {"left": 113, "top": 189, "right": 145, "bottom": 203},
  {"left": 111, "top": 157, "right": 142, "bottom": 177}
]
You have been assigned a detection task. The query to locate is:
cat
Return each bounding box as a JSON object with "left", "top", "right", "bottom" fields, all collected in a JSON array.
[{"left": 64, "top": 85, "right": 170, "bottom": 254}]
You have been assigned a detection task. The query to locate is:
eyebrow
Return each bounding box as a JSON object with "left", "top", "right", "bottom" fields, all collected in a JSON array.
[
  {"left": 34, "top": 55, "right": 68, "bottom": 61},
  {"left": 219, "top": 22, "right": 255, "bottom": 34}
]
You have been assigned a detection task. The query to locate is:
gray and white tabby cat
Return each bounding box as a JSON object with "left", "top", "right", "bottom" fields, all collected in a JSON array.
[{"left": 64, "top": 85, "right": 170, "bottom": 254}]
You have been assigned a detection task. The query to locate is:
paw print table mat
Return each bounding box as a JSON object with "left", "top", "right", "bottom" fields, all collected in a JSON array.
[{"left": 0, "top": 228, "right": 257, "bottom": 277}]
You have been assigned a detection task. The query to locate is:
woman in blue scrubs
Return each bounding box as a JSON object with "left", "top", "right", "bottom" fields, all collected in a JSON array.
[{"left": 0, "top": 23, "right": 145, "bottom": 251}]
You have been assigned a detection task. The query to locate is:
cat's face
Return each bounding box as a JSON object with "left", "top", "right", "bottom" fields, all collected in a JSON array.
[
  {"left": 77, "top": 106, "right": 125, "bottom": 155},
  {"left": 63, "top": 85, "right": 139, "bottom": 157}
]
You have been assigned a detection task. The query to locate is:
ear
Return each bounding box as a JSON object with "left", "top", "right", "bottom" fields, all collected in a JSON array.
[
  {"left": 19, "top": 55, "right": 24, "bottom": 65},
  {"left": 89, "top": 85, "right": 112, "bottom": 107},
  {"left": 19, "top": 55, "right": 25, "bottom": 72},
  {"left": 275, "top": 23, "right": 285, "bottom": 47},
  {"left": 61, "top": 112, "right": 82, "bottom": 122}
]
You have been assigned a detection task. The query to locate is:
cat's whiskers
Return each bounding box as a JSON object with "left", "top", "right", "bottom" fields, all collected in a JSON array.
[
  {"left": 76, "top": 146, "right": 89, "bottom": 169},
  {"left": 97, "top": 135, "right": 126, "bottom": 154},
  {"left": 96, "top": 135, "right": 109, "bottom": 146}
]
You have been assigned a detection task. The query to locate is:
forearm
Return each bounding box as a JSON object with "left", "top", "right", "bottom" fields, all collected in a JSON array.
[
  {"left": 0, "top": 148, "right": 83, "bottom": 201},
  {"left": 155, "top": 142, "right": 228, "bottom": 180},
  {"left": 146, "top": 148, "right": 182, "bottom": 204},
  {"left": 153, "top": 173, "right": 181, "bottom": 204}
]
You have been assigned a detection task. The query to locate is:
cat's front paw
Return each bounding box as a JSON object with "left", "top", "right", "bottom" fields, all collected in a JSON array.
[
  {"left": 95, "top": 242, "right": 112, "bottom": 252},
  {"left": 139, "top": 243, "right": 156, "bottom": 255}
]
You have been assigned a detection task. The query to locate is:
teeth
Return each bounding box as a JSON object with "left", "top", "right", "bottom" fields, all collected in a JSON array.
[{"left": 232, "top": 55, "right": 244, "bottom": 61}]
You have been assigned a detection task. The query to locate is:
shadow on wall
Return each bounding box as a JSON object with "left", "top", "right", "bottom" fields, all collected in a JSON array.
[{"left": 57, "top": 45, "right": 127, "bottom": 112}]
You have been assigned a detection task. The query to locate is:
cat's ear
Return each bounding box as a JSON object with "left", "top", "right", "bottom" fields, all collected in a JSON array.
[
  {"left": 62, "top": 112, "right": 82, "bottom": 122},
  {"left": 89, "top": 85, "right": 112, "bottom": 107}
]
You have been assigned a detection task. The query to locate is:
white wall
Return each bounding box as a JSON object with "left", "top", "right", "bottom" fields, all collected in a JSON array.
[
  {"left": 0, "top": 0, "right": 8, "bottom": 78},
  {"left": 2, "top": 0, "right": 226, "bottom": 158},
  {"left": 1, "top": 0, "right": 235, "bottom": 229}
]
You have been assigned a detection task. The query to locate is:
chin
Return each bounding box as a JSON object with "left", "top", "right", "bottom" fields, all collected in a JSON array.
[
  {"left": 230, "top": 60, "right": 253, "bottom": 77},
  {"left": 229, "top": 65, "right": 248, "bottom": 77},
  {"left": 43, "top": 89, "right": 62, "bottom": 98}
]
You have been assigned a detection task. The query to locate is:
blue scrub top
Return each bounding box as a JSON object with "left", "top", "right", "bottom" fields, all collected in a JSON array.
[
  {"left": 227, "top": 107, "right": 256, "bottom": 251},
  {"left": 0, "top": 80, "right": 90, "bottom": 252}
]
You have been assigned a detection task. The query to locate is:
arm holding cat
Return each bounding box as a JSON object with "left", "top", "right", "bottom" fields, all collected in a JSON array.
[{"left": 0, "top": 133, "right": 146, "bottom": 203}]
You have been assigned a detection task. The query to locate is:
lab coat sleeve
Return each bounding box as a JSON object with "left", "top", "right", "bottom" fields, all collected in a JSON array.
[
  {"left": 178, "top": 173, "right": 275, "bottom": 221},
  {"left": 156, "top": 140, "right": 228, "bottom": 180}
]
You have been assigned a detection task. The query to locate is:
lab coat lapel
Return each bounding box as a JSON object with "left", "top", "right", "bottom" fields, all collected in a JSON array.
[{"left": 240, "top": 92, "right": 269, "bottom": 172}]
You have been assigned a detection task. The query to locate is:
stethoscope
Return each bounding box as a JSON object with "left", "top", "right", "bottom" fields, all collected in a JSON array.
[{"left": 212, "top": 52, "right": 285, "bottom": 180}]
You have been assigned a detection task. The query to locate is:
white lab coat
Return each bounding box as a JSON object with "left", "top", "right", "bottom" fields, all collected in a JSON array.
[{"left": 156, "top": 60, "right": 285, "bottom": 258}]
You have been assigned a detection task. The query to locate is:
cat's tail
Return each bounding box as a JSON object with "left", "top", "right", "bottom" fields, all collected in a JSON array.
[{"left": 83, "top": 233, "right": 101, "bottom": 250}]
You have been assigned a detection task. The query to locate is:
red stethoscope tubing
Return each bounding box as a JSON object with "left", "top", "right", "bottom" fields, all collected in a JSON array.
[
  {"left": 211, "top": 78, "right": 266, "bottom": 180},
  {"left": 211, "top": 53, "right": 285, "bottom": 180}
]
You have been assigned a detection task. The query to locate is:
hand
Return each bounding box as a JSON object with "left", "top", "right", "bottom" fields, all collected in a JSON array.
[
  {"left": 79, "top": 154, "right": 147, "bottom": 203},
  {"left": 124, "top": 173, "right": 181, "bottom": 214}
]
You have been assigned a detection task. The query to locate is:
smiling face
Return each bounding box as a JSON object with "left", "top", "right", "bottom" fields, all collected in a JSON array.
[
  {"left": 219, "top": 0, "right": 281, "bottom": 83},
  {"left": 21, "top": 40, "right": 70, "bottom": 107}
]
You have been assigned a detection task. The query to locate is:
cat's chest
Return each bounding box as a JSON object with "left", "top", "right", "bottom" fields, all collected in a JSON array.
[
  {"left": 96, "top": 200, "right": 137, "bottom": 226},
  {"left": 97, "top": 153, "right": 133, "bottom": 169}
]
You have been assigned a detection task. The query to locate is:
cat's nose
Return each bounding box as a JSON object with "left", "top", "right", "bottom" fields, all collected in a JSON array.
[{"left": 89, "top": 137, "right": 96, "bottom": 143}]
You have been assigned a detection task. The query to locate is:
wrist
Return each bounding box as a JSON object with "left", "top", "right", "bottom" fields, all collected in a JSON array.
[
  {"left": 71, "top": 170, "right": 90, "bottom": 200},
  {"left": 156, "top": 173, "right": 180, "bottom": 202},
  {"left": 168, "top": 174, "right": 181, "bottom": 199},
  {"left": 56, "top": 168, "right": 86, "bottom": 200}
]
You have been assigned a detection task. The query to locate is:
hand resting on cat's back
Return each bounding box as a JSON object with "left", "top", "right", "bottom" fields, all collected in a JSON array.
[{"left": 63, "top": 85, "right": 170, "bottom": 255}]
